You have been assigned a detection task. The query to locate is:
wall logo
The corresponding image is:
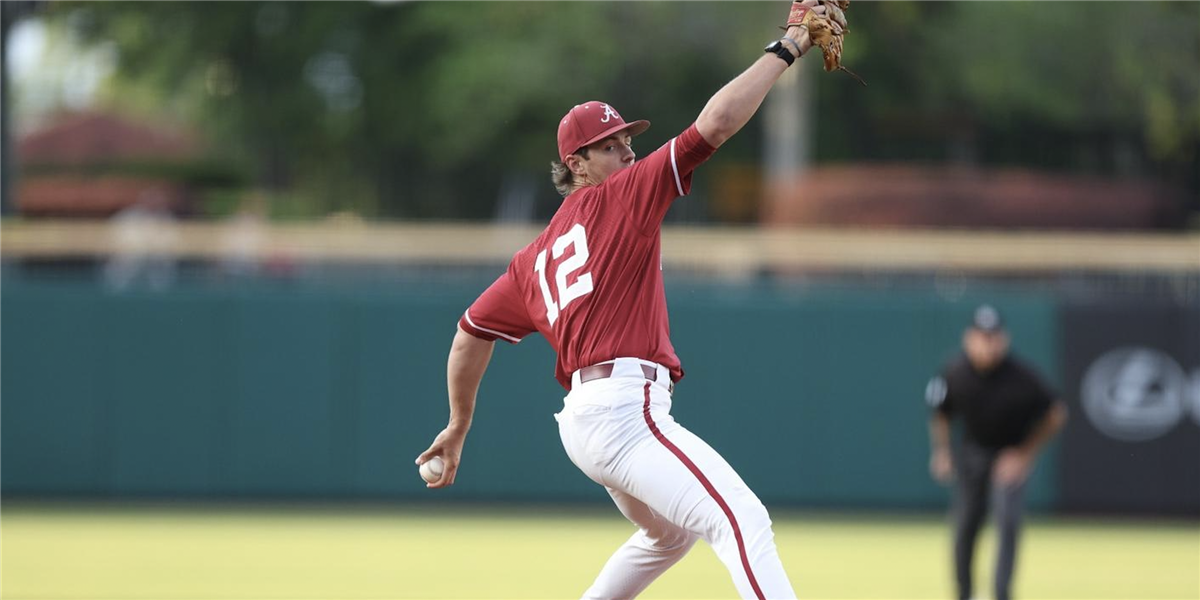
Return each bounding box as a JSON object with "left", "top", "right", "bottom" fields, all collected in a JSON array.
[{"left": 1082, "top": 347, "right": 1196, "bottom": 442}]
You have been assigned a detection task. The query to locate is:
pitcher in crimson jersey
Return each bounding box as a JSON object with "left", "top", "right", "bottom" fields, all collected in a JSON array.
[
  {"left": 458, "top": 107, "right": 715, "bottom": 389},
  {"left": 417, "top": 3, "right": 833, "bottom": 598}
]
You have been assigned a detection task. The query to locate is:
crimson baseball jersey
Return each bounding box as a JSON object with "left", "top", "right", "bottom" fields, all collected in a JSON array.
[{"left": 459, "top": 123, "right": 717, "bottom": 389}]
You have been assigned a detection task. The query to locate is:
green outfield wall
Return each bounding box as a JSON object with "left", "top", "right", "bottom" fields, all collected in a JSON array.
[{"left": 1, "top": 270, "right": 1061, "bottom": 510}]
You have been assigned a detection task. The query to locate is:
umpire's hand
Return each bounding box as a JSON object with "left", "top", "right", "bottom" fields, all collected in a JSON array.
[
  {"left": 930, "top": 448, "right": 953, "bottom": 484},
  {"left": 992, "top": 448, "right": 1033, "bottom": 488}
]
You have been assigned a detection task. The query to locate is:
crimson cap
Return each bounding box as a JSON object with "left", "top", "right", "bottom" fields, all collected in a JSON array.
[{"left": 556, "top": 101, "right": 650, "bottom": 163}]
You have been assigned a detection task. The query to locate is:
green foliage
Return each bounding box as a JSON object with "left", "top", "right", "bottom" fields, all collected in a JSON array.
[
  {"left": 45, "top": 1, "right": 1200, "bottom": 220},
  {"left": 930, "top": 1, "right": 1199, "bottom": 155},
  {"left": 22, "top": 158, "right": 249, "bottom": 188},
  {"left": 51, "top": 1, "right": 780, "bottom": 218}
]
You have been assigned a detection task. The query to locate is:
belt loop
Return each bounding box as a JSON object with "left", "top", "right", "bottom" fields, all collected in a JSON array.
[
  {"left": 639, "top": 364, "right": 657, "bottom": 382},
  {"left": 574, "top": 358, "right": 672, "bottom": 391}
]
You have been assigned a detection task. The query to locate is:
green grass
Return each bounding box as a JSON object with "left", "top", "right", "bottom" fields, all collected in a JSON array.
[{"left": 2, "top": 503, "right": 1196, "bottom": 599}]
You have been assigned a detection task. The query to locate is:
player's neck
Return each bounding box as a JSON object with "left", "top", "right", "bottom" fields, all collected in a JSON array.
[{"left": 570, "top": 178, "right": 600, "bottom": 194}]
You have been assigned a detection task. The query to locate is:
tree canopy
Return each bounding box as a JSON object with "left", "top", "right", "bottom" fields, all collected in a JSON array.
[{"left": 34, "top": 1, "right": 1200, "bottom": 221}]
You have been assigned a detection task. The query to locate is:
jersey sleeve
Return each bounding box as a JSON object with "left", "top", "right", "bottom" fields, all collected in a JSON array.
[
  {"left": 458, "top": 270, "right": 536, "bottom": 344},
  {"left": 926, "top": 373, "right": 953, "bottom": 415},
  {"left": 605, "top": 123, "right": 717, "bottom": 235}
]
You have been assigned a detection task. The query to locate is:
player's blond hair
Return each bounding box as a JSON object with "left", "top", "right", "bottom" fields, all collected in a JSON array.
[
  {"left": 550, "top": 161, "right": 573, "bottom": 197},
  {"left": 549, "top": 148, "right": 591, "bottom": 197}
]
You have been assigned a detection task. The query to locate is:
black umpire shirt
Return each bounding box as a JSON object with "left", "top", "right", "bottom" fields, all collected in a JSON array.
[{"left": 926, "top": 354, "right": 1056, "bottom": 450}]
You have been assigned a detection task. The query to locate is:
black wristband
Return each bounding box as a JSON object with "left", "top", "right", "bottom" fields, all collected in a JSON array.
[{"left": 764, "top": 40, "right": 796, "bottom": 66}]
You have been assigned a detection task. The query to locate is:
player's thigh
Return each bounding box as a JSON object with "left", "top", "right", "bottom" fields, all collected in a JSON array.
[{"left": 618, "top": 415, "right": 769, "bottom": 540}]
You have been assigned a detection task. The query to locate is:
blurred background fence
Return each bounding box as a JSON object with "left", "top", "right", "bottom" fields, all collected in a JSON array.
[{"left": 2, "top": 221, "right": 1197, "bottom": 515}]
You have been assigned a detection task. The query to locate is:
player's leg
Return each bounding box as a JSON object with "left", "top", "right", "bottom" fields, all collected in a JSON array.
[
  {"left": 558, "top": 377, "right": 701, "bottom": 599},
  {"left": 991, "top": 478, "right": 1028, "bottom": 600},
  {"left": 951, "top": 442, "right": 993, "bottom": 600},
  {"left": 611, "top": 383, "right": 795, "bottom": 600},
  {"left": 581, "top": 487, "right": 699, "bottom": 600}
]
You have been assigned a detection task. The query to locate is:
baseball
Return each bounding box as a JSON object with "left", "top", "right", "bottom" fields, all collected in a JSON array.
[{"left": 419, "top": 456, "right": 444, "bottom": 483}]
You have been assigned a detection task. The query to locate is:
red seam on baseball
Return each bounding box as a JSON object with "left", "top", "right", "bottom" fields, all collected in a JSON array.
[{"left": 641, "top": 383, "right": 766, "bottom": 600}]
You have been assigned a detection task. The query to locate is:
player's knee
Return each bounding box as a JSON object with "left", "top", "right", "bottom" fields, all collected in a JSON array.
[
  {"left": 705, "top": 497, "right": 773, "bottom": 545},
  {"left": 642, "top": 527, "right": 698, "bottom": 553},
  {"left": 740, "top": 503, "right": 779, "bottom": 550},
  {"left": 658, "top": 531, "right": 699, "bottom": 554},
  {"left": 736, "top": 496, "right": 773, "bottom": 532}
]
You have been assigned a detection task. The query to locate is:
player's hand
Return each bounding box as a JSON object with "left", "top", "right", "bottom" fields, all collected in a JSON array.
[
  {"left": 783, "top": 1, "right": 839, "bottom": 59},
  {"left": 416, "top": 425, "right": 467, "bottom": 489},
  {"left": 929, "top": 448, "right": 953, "bottom": 484},
  {"left": 992, "top": 448, "right": 1033, "bottom": 488},
  {"left": 783, "top": 0, "right": 862, "bottom": 83},
  {"left": 784, "top": 0, "right": 826, "bottom": 35},
  {"left": 782, "top": 23, "right": 815, "bottom": 57}
]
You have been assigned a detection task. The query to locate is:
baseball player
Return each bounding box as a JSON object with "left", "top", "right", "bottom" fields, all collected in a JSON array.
[
  {"left": 417, "top": 2, "right": 852, "bottom": 598},
  {"left": 926, "top": 305, "right": 1069, "bottom": 600}
]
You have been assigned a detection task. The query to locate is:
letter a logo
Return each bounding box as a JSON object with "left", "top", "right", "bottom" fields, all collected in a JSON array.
[{"left": 600, "top": 104, "right": 620, "bottom": 124}]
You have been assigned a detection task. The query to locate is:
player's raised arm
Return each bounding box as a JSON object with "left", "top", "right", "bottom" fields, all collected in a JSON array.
[
  {"left": 696, "top": 1, "right": 820, "bottom": 148},
  {"left": 415, "top": 325, "right": 495, "bottom": 489}
]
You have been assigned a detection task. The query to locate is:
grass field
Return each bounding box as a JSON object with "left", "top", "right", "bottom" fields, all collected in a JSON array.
[{"left": 2, "top": 502, "right": 1197, "bottom": 600}]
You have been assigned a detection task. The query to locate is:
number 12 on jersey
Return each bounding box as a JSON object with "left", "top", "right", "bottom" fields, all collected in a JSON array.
[{"left": 534, "top": 223, "right": 594, "bottom": 326}]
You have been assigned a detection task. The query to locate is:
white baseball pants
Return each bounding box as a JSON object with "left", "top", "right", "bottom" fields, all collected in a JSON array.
[{"left": 555, "top": 358, "right": 796, "bottom": 600}]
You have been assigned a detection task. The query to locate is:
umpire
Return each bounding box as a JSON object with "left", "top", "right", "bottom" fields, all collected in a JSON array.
[{"left": 926, "top": 305, "right": 1068, "bottom": 600}]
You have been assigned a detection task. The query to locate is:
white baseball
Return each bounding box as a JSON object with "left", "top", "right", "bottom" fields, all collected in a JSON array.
[{"left": 419, "top": 456, "right": 445, "bottom": 483}]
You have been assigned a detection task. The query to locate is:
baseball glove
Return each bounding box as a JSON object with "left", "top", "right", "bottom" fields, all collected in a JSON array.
[{"left": 785, "top": 0, "right": 865, "bottom": 86}]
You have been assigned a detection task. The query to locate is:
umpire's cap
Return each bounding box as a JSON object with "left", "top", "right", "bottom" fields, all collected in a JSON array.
[
  {"left": 970, "top": 304, "right": 1005, "bottom": 333},
  {"left": 557, "top": 101, "right": 650, "bottom": 163}
]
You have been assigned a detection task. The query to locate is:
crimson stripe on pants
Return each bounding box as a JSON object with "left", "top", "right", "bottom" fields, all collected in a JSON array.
[{"left": 641, "top": 383, "right": 766, "bottom": 600}]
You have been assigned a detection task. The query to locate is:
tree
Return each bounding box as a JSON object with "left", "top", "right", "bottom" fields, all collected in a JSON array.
[
  {"left": 50, "top": 1, "right": 776, "bottom": 219},
  {"left": 2, "top": 0, "right": 44, "bottom": 215},
  {"left": 42, "top": 1, "right": 1200, "bottom": 223}
]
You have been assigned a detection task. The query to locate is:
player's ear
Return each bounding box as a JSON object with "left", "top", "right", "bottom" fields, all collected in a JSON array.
[{"left": 565, "top": 154, "right": 587, "bottom": 176}]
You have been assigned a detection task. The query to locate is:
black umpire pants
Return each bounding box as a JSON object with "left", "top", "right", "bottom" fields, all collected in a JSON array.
[{"left": 952, "top": 439, "right": 1028, "bottom": 600}]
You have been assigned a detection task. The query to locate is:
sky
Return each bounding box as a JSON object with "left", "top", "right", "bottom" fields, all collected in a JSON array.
[{"left": 6, "top": 17, "right": 115, "bottom": 132}]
